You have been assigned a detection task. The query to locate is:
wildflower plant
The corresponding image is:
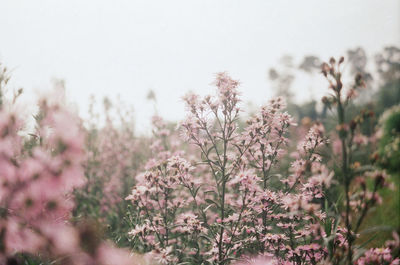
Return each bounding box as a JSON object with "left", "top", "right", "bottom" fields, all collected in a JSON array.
[
  {"left": 0, "top": 98, "right": 86, "bottom": 260},
  {"left": 320, "top": 57, "right": 399, "bottom": 264},
  {"left": 74, "top": 96, "right": 142, "bottom": 247},
  {"left": 127, "top": 73, "right": 339, "bottom": 264}
]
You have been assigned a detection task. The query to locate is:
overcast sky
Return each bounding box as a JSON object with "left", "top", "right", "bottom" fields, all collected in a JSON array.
[{"left": 1, "top": 0, "right": 399, "bottom": 133}]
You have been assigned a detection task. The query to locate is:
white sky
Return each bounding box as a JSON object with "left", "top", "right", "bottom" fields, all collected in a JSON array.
[{"left": 1, "top": 0, "right": 399, "bottom": 133}]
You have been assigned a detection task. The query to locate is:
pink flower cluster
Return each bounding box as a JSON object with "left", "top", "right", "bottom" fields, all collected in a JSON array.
[
  {"left": 0, "top": 98, "right": 138, "bottom": 265},
  {"left": 83, "top": 101, "right": 138, "bottom": 216},
  {"left": 356, "top": 248, "right": 399, "bottom": 265},
  {"left": 0, "top": 100, "right": 86, "bottom": 258}
]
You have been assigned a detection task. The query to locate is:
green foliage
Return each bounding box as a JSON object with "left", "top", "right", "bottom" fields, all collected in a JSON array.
[
  {"left": 358, "top": 173, "right": 400, "bottom": 247},
  {"left": 375, "top": 80, "right": 400, "bottom": 116},
  {"left": 377, "top": 105, "right": 400, "bottom": 172}
]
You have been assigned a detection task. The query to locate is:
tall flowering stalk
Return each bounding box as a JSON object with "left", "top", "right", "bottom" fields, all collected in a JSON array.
[
  {"left": 181, "top": 73, "right": 249, "bottom": 264},
  {"left": 321, "top": 57, "right": 398, "bottom": 264},
  {"left": 242, "top": 96, "right": 294, "bottom": 251}
]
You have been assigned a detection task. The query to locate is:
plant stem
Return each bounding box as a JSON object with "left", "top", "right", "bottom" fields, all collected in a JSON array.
[{"left": 337, "top": 92, "right": 353, "bottom": 265}]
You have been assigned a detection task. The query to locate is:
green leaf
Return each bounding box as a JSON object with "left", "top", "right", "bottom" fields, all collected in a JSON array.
[{"left": 205, "top": 199, "right": 220, "bottom": 209}]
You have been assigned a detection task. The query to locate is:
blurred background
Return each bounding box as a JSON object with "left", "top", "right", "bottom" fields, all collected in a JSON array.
[{"left": 0, "top": 0, "right": 399, "bottom": 132}]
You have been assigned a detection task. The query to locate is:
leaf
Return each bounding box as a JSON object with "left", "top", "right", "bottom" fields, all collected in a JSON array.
[
  {"left": 199, "top": 234, "right": 213, "bottom": 242},
  {"left": 205, "top": 199, "right": 220, "bottom": 209},
  {"left": 204, "top": 190, "right": 218, "bottom": 196},
  {"left": 353, "top": 248, "right": 368, "bottom": 262},
  {"left": 353, "top": 165, "right": 375, "bottom": 174},
  {"left": 359, "top": 225, "right": 394, "bottom": 235},
  {"left": 356, "top": 234, "right": 379, "bottom": 250},
  {"left": 203, "top": 204, "right": 213, "bottom": 212}
]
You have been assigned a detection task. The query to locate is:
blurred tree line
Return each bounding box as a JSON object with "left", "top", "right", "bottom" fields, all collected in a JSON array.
[{"left": 268, "top": 46, "right": 400, "bottom": 125}]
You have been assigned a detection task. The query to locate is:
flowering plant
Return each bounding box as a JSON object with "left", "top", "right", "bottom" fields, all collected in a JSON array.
[{"left": 126, "top": 73, "right": 344, "bottom": 264}]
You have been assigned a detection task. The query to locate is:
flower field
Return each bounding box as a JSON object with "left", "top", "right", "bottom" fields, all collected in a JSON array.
[{"left": 0, "top": 50, "right": 399, "bottom": 265}]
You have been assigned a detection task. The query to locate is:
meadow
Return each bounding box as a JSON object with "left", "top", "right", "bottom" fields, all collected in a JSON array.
[{"left": 0, "top": 47, "right": 399, "bottom": 265}]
